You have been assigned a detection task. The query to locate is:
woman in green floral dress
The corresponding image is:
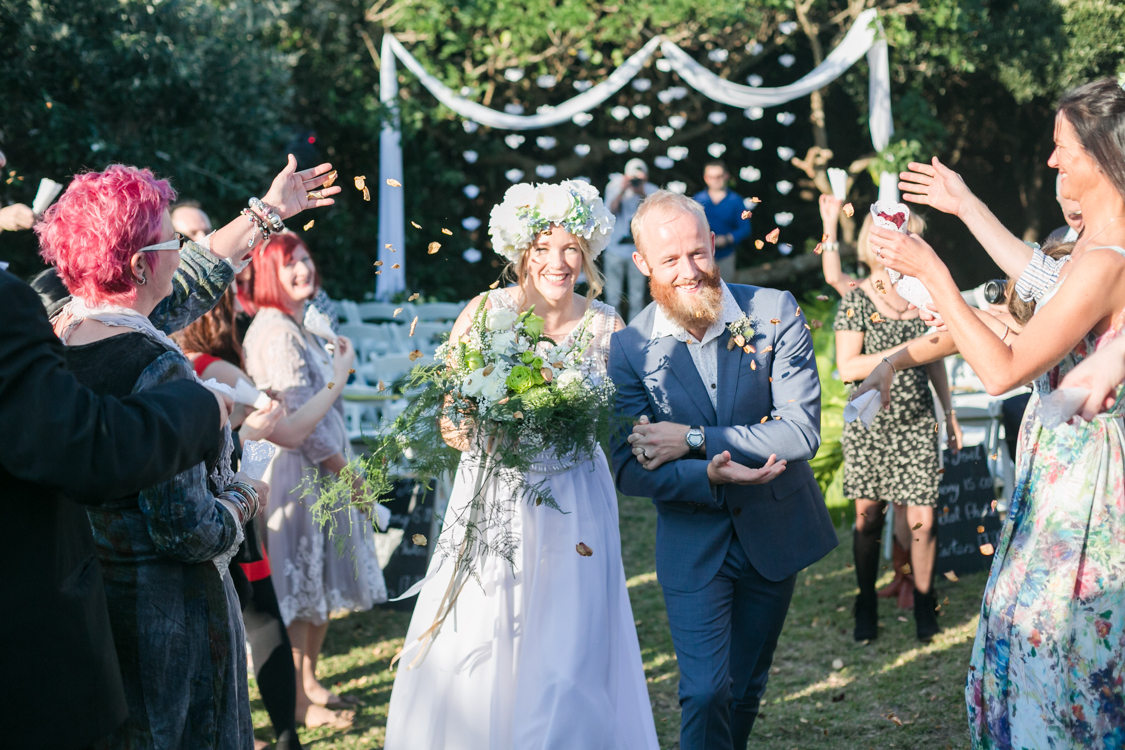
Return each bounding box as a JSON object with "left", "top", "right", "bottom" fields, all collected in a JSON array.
[{"left": 872, "top": 78, "right": 1125, "bottom": 749}]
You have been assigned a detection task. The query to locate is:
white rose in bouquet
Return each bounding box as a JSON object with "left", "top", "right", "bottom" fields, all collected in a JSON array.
[
  {"left": 480, "top": 369, "right": 510, "bottom": 402},
  {"left": 489, "top": 329, "right": 518, "bottom": 354},
  {"left": 461, "top": 367, "right": 490, "bottom": 398},
  {"left": 535, "top": 184, "right": 574, "bottom": 222},
  {"left": 555, "top": 369, "right": 586, "bottom": 389},
  {"left": 486, "top": 308, "right": 519, "bottom": 331}
]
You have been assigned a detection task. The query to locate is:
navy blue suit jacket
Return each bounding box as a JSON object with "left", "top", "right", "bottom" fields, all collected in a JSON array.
[{"left": 609, "top": 283, "right": 838, "bottom": 592}]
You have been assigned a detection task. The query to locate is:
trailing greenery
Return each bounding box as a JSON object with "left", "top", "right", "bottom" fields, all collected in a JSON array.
[{"left": 804, "top": 293, "right": 850, "bottom": 526}]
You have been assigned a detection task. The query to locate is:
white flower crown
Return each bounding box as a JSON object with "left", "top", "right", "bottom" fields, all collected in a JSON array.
[{"left": 487, "top": 180, "right": 615, "bottom": 263}]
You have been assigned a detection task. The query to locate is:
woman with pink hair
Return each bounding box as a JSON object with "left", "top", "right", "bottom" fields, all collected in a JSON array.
[{"left": 39, "top": 156, "right": 338, "bottom": 750}]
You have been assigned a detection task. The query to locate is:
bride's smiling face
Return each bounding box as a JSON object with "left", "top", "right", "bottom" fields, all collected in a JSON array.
[{"left": 523, "top": 226, "right": 583, "bottom": 303}]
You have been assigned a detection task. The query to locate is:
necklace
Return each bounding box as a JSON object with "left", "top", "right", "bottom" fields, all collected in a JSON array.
[{"left": 1079, "top": 214, "right": 1125, "bottom": 248}]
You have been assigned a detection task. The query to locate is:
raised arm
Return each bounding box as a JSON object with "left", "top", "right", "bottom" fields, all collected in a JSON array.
[
  {"left": 818, "top": 195, "right": 856, "bottom": 297},
  {"left": 0, "top": 274, "right": 224, "bottom": 503},
  {"left": 899, "top": 158, "right": 1033, "bottom": 280}
]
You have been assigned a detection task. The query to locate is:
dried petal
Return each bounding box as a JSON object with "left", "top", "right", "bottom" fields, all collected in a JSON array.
[
  {"left": 362, "top": 186, "right": 371, "bottom": 201},
  {"left": 803, "top": 324, "right": 810, "bottom": 330},
  {"left": 354, "top": 175, "right": 366, "bottom": 189},
  {"left": 760, "top": 416, "right": 769, "bottom": 424},
  {"left": 408, "top": 349, "right": 424, "bottom": 361},
  {"left": 937, "top": 468, "right": 945, "bottom": 474},
  {"left": 513, "top": 411, "right": 524, "bottom": 419},
  {"left": 441, "top": 228, "right": 453, "bottom": 235},
  {"left": 754, "top": 240, "right": 765, "bottom": 249},
  {"left": 393, "top": 307, "right": 403, "bottom": 317},
  {"left": 795, "top": 307, "right": 801, "bottom": 316},
  {"left": 391, "top": 263, "right": 401, "bottom": 269},
  {"left": 409, "top": 317, "right": 419, "bottom": 336},
  {"left": 765, "top": 228, "right": 780, "bottom": 244},
  {"left": 385, "top": 244, "right": 394, "bottom": 249},
  {"left": 848, "top": 281, "right": 856, "bottom": 287},
  {"left": 814, "top": 243, "right": 823, "bottom": 254},
  {"left": 912, "top": 522, "right": 923, "bottom": 530},
  {"left": 870, "top": 312, "right": 883, "bottom": 323},
  {"left": 976, "top": 525, "right": 985, "bottom": 533},
  {"left": 763, "top": 345, "right": 773, "bottom": 352},
  {"left": 900, "top": 563, "right": 912, "bottom": 575},
  {"left": 821, "top": 233, "right": 829, "bottom": 242},
  {"left": 832, "top": 658, "right": 844, "bottom": 670},
  {"left": 875, "top": 279, "right": 886, "bottom": 294},
  {"left": 770, "top": 318, "right": 780, "bottom": 324},
  {"left": 411, "top": 533, "right": 427, "bottom": 546},
  {"left": 428, "top": 242, "right": 441, "bottom": 254},
  {"left": 489, "top": 280, "right": 500, "bottom": 289},
  {"left": 386, "top": 178, "right": 402, "bottom": 187},
  {"left": 741, "top": 209, "right": 753, "bottom": 220},
  {"left": 377, "top": 379, "right": 386, "bottom": 391},
  {"left": 498, "top": 396, "right": 509, "bottom": 405},
  {"left": 303, "top": 220, "right": 315, "bottom": 231},
  {"left": 576, "top": 542, "right": 593, "bottom": 557},
  {"left": 842, "top": 202, "right": 854, "bottom": 217},
  {"left": 540, "top": 367, "right": 553, "bottom": 383},
  {"left": 980, "top": 543, "right": 995, "bottom": 555},
  {"left": 810, "top": 319, "right": 823, "bottom": 329},
  {"left": 408, "top": 293, "right": 420, "bottom": 301},
  {"left": 348, "top": 368, "right": 355, "bottom": 375},
  {"left": 743, "top": 345, "right": 752, "bottom": 354},
  {"left": 750, "top": 360, "right": 757, "bottom": 370},
  {"left": 322, "top": 170, "right": 338, "bottom": 188},
  {"left": 411, "top": 221, "right": 422, "bottom": 228},
  {"left": 944, "top": 570, "right": 959, "bottom": 582},
  {"left": 327, "top": 382, "right": 335, "bottom": 389},
  {"left": 816, "top": 295, "right": 830, "bottom": 301},
  {"left": 733, "top": 334, "right": 746, "bottom": 347},
  {"left": 846, "top": 308, "right": 854, "bottom": 318}
]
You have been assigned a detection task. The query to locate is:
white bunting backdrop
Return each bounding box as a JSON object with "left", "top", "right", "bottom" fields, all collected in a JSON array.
[{"left": 376, "top": 8, "right": 895, "bottom": 299}]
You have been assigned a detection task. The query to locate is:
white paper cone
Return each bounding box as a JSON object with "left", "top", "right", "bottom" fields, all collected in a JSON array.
[
  {"left": 827, "top": 168, "right": 848, "bottom": 201},
  {"left": 233, "top": 378, "right": 263, "bottom": 406},
  {"left": 200, "top": 378, "right": 235, "bottom": 399},
  {"left": 252, "top": 391, "right": 273, "bottom": 410},
  {"left": 1037, "top": 388, "right": 1090, "bottom": 430},
  {"left": 303, "top": 304, "right": 338, "bottom": 344},
  {"left": 32, "top": 178, "right": 63, "bottom": 216},
  {"left": 239, "top": 440, "right": 277, "bottom": 481},
  {"left": 843, "top": 389, "right": 882, "bottom": 428},
  {"left": 374, "top": 503, "right": 391, "bottom": 532}
]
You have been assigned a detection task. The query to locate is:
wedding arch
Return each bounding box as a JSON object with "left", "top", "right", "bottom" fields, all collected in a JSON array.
[{"left": 375, "top": 8, "right": 895, "bottom": 299}]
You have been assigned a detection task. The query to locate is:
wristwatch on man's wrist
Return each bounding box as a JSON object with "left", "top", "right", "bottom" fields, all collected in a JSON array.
[{"left": 686, "top": 426, "right": 706, "bottom": 456}]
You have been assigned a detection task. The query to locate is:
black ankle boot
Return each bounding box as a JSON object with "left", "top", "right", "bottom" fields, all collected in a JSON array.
[
  {"left": 853, "top": 525, "right": 881, "bottom": 641},
  {"left": 854, "top": 591, "right": 879, "bottom": 641},
  {"left": 914, "top": 588, "right": 941, "bottom": 642}
]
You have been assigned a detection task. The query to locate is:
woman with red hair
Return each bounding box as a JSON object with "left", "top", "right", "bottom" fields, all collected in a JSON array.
[
  {"left": 242, "top": 232, "right": 387, "bottom": 727},
  {"left": 41, "top": 156, "right": 339, "bottom": 750}
]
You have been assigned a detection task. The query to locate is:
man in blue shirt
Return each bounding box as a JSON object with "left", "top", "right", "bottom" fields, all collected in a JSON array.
[{"left": 693, "top": 160, "right": 751, "bottom": 279}]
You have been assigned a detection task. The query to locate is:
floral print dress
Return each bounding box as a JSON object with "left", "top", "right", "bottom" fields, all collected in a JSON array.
[{"left": 967, "top": 256, "right": 1125, "bottom": 749}]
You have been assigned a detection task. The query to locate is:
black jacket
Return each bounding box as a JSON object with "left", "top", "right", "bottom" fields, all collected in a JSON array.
[{"left": 0, "top": 270, "right": 224, "bottom": 750}]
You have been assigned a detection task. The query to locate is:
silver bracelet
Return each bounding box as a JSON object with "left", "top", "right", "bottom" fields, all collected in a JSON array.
[
  {"left": 821, "top": 241, "right": 839, "bottom": 253},
  {"left": 882, "top": 356, "right": 897, "bottom": 374},
  {"left": 249, "top": 197, "right": 285, "bottom": 232}
]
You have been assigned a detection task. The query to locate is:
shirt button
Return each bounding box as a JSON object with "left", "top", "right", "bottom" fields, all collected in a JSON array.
[{"left": 711, "top": 383, "right": 717, "bottom": 389}]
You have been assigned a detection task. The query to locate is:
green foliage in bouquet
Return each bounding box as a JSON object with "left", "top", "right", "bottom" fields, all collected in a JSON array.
[{"left": 312, "top": 293, "right": 620, "bottom": 579}]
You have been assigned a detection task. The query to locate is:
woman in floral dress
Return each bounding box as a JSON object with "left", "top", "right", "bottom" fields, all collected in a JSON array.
[{"left": 872, "top": 78, "right": 1125, "bottom": 748}]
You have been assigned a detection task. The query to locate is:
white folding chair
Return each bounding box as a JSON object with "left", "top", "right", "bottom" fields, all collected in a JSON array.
[
  {"left": 412, "top": 302, "right": 464, "bottom": 322},
  {"left": 336, "top": 299, "right": 362, "bottom": 324},
  {"left": 357, "top": 301, "right": 414, "bottom": 323},
  {"left": 338, "top": 322, "right": 400, "bottom": 360}
]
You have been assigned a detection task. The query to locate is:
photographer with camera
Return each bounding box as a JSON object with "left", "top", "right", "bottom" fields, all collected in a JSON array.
[{"left": 604, "top": 159, "right": 657, "bottom": 321}]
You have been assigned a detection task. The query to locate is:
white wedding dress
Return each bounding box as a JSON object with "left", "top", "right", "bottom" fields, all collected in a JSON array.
[{"left": 384, "top": 289, "right": 659, "bottom": 750}]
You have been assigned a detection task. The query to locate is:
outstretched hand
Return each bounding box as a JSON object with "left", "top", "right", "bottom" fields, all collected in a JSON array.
[
  {"left": 261, "top": 154, "right": 342, "bottom": 220},
  {"left": 869, "top": 225, "right": 945, "bottom": 282},
  {"left": 706, "top": 451, "right": 786, "bottom": 485},
  {"left": 898, "top": 157, "right": 974, "bottom": 217}
]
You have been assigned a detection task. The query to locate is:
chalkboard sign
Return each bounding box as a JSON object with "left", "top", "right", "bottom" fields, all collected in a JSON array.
[
  {"left": 376, "top": 478, "right": 439, "bottom": 611},
  {"left": 936, "top": 444, "right": 1003, "bottom": 576}
]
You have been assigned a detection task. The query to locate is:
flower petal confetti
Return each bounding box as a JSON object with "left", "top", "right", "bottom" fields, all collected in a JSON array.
[
  {"left": 770, "top": 318, "right": 781, "bottom": 324},
  {"left": 846, "top": 308, "right": 854, "bottom": 318},
  {"left": 576, "top": 542, "right": 593, "bottom": 557},
  {"left": 875, "top": 279, "right": 886, "bottom": 294},
  {"left": 489, "top": 280, "right": 500, "bottom": 289},
  {"left": 303, "top": 220, "right": 315, "bottom": 231},
  {"left": 741, "top": 210, "right": 753, "bottom": 220},
  {"left": 976, "top": 525, "right": 985, "bottom": 533},
  {"left": 765, "top": 228, "right": 780, "bottom": 244},
  {"left": 412, "top": 534, "right": 427, "bottom": 546},
  {"left": 327, "top": 382, "right": 335, "bottom": 389},
  {"left": 362, "top": 187, "right": 371, "bottom": 201},
  {"left": 428, "top": 242, "right": 441, "bottom": 254},
  {"left": 944, "top": 570, "right": 959, "bottom": 582},
  {"left": 374, "top": 260, "right": 383, "bottom": 266},
  {"left": 842, "top": 202, "right": 854, "bottom": 217},
  {"left": 980, "top": 543, "right": 995, "bottom": 556},
  {"left": 386, "top": 178, "right": 402, "bottom": 187},
  {"left": 377, "top": 379, "right": 386, "bottom": 391},
  {"left": 411, "top": 221, "right": 422, "bottom": 229},
  {"left": 871, "top": 313, "right": 883, "bottom": 323},
  {"left": 354, "top": 175, "right": 366, "bottom": 190},
  {"left": 408, "top": 293, "right": 420, "bottom": 301},
  {"left": 754, "top": 240, "right": 764, "bottom": 249},
  {"left": 391, "top": 263, "right": 401, "bottom": 269},
  {"left": 760, "top": 416, "right": 769, "bottom": 423},
  {"left": 393, "top": 308, "right": 403, "bottom": 317},
  {"left": 409, "top": 317, "right": 419, "bottom": 336},
  {"left": 408, "top": 349, "right": 424, "bottom": 361},
  {"left": 321, "top": 170, "right": 338, "bottom": 189},
  {"left": 442, "top": 228, "right": 453, "bottom": 235}
]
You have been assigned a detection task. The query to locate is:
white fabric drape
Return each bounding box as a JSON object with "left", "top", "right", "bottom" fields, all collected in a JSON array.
[{"left": 375, "top": 9, "right": 894, "bottom": 298}]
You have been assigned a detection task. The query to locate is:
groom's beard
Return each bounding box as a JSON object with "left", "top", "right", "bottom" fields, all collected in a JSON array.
[{"left": 650, "top": 265, "right": 723, "bottom": 331}]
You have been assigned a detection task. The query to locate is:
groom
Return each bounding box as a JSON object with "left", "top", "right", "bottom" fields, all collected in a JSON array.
[{"left": 609, "top": 191, "right": 837, "bottom": 749}]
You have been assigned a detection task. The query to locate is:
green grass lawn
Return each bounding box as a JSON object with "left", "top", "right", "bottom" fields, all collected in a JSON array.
[{"left": 251, "top": 492, "right": 989, "bottom": 749}]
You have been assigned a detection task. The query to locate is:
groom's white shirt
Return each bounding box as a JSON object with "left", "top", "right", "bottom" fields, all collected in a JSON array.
[{"left": 649, "top": 280, "right": 743, "bottom": 410}]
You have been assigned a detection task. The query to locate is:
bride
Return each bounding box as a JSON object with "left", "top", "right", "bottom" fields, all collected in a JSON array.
[{"left": 383, "top": 181, "right": 660, "bottom": 749}]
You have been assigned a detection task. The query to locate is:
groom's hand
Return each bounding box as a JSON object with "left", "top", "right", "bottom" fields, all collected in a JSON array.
[
  {"left": 707, "top": 451, "right": 787, "bottom": 485},
  {"left": 628, "top": 416, "right": 689, "bottom": 471}
]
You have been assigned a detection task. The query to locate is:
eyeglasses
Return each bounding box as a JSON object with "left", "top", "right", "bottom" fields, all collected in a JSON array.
[{"left": 138, "top": 232, "right": 188, "bottom": 253}]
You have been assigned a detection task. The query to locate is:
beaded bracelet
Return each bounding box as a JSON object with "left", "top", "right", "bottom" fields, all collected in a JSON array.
[
  {"left": 240, "top": 208, "right": 271, "bottom": 248},
  {"left": 249, "top": 197, "right": 285, "bottom": 233}
]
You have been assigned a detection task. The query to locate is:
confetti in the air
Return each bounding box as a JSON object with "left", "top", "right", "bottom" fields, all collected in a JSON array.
[
  {"left": 943, "top": 570, "right": 958, "bottom": 583},
  {"left": 842, "top": 203, "right": 854, "bottom": 217},
  {"left": 391, "top": 263, "right": 401, "bottom": 269},
  {"left": 428, "top": 242, "right": 441, "bottom": 254},
  {"left": 848, "top": 281, "right": 856, "bottom": 287},
  {"left": 912, "top": 522, "right": 923, "bottom": 530},
  {"left": 821, "top": 233, "right": 829, "bottom": 242},
  {"left": 374, "top": 260, "right": 383, "bottom": 266},
  {"left": 750, "top": 360, "right": 757, "bottom": 370},
  {"left": 386, "top": 178, "right": 401, "bottom": 187},
  {"left": 412, "top": 534, "right": 427, "bottom": 546},
  {"left": 377, "top": 379, "right": 386, "bottom": 391},
  {"left": 513, "top": 411, "right": 524, "bottom": 419},
  {"left": 348, "top": 368, "right": 355, "bottom": 375},
  {"left": 393, "top": 308, "right": 403, "bottom": 317},
  {"left": 408, "top": 293, "right": 420, "bottom": 301},
  {"left": 442, "top": 228, "right": 453, "bottom": 236},
  {"left": 322, "top": 170, "right": 338, "bottom": 188},
  {"left": 741, "top": 210, "right": 753, "bottom": 220},
  {"left": 871, "top": 313, "right": 883, "bottom": 323},
  {"left": 411, "top": 221, "right": 422, "bottom": 229},
  {"left": 489, "top": 280, "right": 500, "bottom": 289},
  {"left": 976, "top": 525, "right": 985, "bottom": 533},
  {"left": 901, "top": 563, "right": 912, "bottom": 575},
  {"left": 303, "top": 220, "right": 314, "bottom": 231},
  {"left": 354, "top": 175, "right": 366, "bottom": 190},
  {"left": 327, "top": 382, "right": 335, "bottom": 389},
  {"left": 754, "top": 240, "right": 765, "bottom": 249},
  {"left": 760, "top": 416, "right": 769, "bottom": 423},
  {"left": 576, "top": 542, "right": 593, "bottom": 557},
  {"left": 816, "top": 294, "right": 830, "bottom": 301},
  {"left": 980, "top": 543, "right": 995, "bottom": 556},
  {"left": 362, "top": 187, "right": 371, "bottom": 201},
  {"left": 765, "top": 228, "right": 780, "bottom": 244},
  {"left": 770, "top": 318, "right": 781, "bottom": 324},
  {"left": 409, "top": 317, "right": 419, "bottom": 336},
  {"left": 408, "top": 349, "right": 424, "bottom": 361},
  {"left": 814, "top": 243, "right": 823, "bottom": 254},
  {"left": 846, "top": 308, "right": 854, "bottom": 318}
]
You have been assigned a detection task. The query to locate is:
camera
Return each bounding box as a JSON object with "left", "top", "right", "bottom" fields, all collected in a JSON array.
[
  {"left": 983, "top": 279, "right": 1007, "bottom": 305},
  {"left": 628, "top": 177, "right": 645, "bottom": 191}
]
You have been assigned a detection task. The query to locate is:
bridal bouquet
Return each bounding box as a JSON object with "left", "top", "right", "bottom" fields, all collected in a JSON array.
[{"left": 312, "top": 291, "right": 616, "bottom": 578}]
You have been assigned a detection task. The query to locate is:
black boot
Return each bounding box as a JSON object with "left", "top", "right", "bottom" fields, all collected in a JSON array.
[
  {"left": 853, "top": 525, "right": 881, "bottom": 641},
  {"left": 914, "top": 587, "right": 941, "bottom": 642}
]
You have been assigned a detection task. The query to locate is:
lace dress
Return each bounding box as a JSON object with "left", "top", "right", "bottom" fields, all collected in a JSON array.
[
  {"left": 242, "top": 307, "right": 387, "bottom": 626},
  {"left": 966, "top": 247, "right": 1125, "bottom": 749},
  {"left": 384, "top": 289, "right": 659, "bottom": 750}
]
